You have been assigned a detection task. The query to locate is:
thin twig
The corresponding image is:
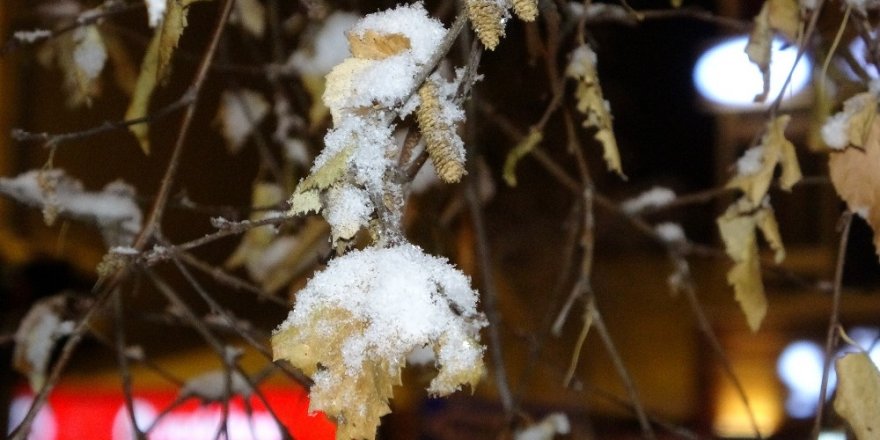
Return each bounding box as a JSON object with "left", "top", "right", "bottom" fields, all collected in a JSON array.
[
  {"left": 812, "top": 210, "right": 853, "bottom": 439},
  {"left": 113, "top": 287, "right": 147, "bottom": 440}
]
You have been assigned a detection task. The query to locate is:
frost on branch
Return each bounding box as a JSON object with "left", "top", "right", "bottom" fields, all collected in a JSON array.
[{"left": 272, "top": 244, "right": 487, "bottom": 440}]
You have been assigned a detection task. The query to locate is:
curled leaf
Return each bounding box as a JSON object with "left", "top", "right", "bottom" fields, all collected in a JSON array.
[
  {"left": 745, "top": 0, "right": 800, "bottom": 102},
  {"left": 726, "top": 115, "right": 802, "bottom": 207},
  {"left": 125, "top": 29, "right": 161, "bottom": 154}
]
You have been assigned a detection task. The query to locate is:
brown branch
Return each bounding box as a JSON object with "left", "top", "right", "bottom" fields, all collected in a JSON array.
[
  {"left": 812, "top": 210, "right": 853, "bottom": 439},
  {"left": 113, "top": 287, "right": 147, "bottom": 440}
]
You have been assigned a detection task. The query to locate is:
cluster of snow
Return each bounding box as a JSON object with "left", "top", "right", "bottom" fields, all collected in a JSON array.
[
  {"left": 13, "top": 29, "right": 52, "bottom": 43},
  {"left": 0, "top": 170, "right": 142, "bottom": 247},
  {"left": 735, "top": 146, "right": 765, "bottom": 175},
  {"left": 72, "top": 26, "right": 107, "bottom": 81},
  {"left": 144, "top": 0, "right": 166, "bottom": 28},
  {"left": 821, "top": 92, "right": 876, "bottom": 150},
  {"left": 566, "top": 44, "right": 597, "bottom": 79},
  {"left": 655, "top": 222, "right": 687, "bottom": 244},
  {"left": 621, "top": 186, "right": 676, "bottom": 214},
  {"left": 288, "top": 12, "right": 358, "bottom": 76},
  {"left": 513, "top": 413, "right": 571, "bottom": 440},
  {"left": 276, "top": 243, "right": 486, "bottom": 386}
]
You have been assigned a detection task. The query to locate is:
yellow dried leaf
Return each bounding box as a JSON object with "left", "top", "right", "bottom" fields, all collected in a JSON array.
[
  {"left": 503, "top": 129, "right": 542, "bottom": 187},
  {"left": 40, "top": 25, "right": 107, "bottom": 107},
  {"left": 846, "top": 93, "right": 877, "bottom": 148},
  {"left": 416, "top": 80, "right": 466, "bottom": 183},
  {"left": 348, "top": 30, "right": 411, "bottom": 60},
  {"left": 125, "top": 29, "right": 161, "bottom": 154},
  {"left": 301, "top": 74, "right": 330, "bottom": 130},
  {"left": 767, "top": 0, "right": 800, "bottom": 42},
  {"left": 726, "top": 115, "right": 801, "bottom": 206},
  {"left": 834, "top": 352, "right": 880, "bottom": 440},
  {"left": 158, "top": 0, "right": 211, "bottom": 84},
  {"left": 717, "top": 199, "right": 785, "bottom": 332},
  {"left": 746, "top": 4, "right": 771, "bottom": 102},
  {"left": 566, "top": 45, "right": 625, "bottom": 178},
  {"left": 829, "top": 115, "right": 880, "bottom": 259},
  {"left": 323, "top": 58, "right": 374, "bottom": 123},
  {"left": 299, "top": 145, "right": 354, "bottom": 192},
  {"left": 467, "top": 0, "right": 506, "bottom": 51},
  {"left": 289, "top": 189, "right": 322, "bottom": 216},
  {"left": 225, "top": 183, "right": 285, "bottom": 270}
]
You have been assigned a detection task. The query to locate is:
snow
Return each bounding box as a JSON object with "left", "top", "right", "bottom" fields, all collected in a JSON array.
[
  {"left": 0, "top": 170, "right": 142, "bottom": 247},
  {"left": 145, "top": 0, "right": 166, "bottom": 28},
  {"left": 514, "top": 413, "right": 571, "bottom": 440},
  {"left": 621, "top": 186, "right": 676, "bottom": 214},
  {"left": 736, "top": 146, "right": 765, "bottom": 175},
  {"left": 655, "top": 222, "right": 687, "bottom": 244},
  {"left": 288, "top": 12, "right": 358, "bottom": 76},
  {"left": 822, "top": 92, "right": 877, "bottom": 150},
  {"left": 73, "top": 27, "right": 107, "bottom": 81},
  {"left": 276, "top": 243, "right": 486, "bottom": 379},
  {"left": 216, "top": 89, "right": 270, "bottom": 153},
  {"left": 181, "top": 370, "right": 253, "bottom": 401},
  {"left": 566, "top": 44, "right": 598, "bottom": 78},
  {"left": 324, "top": 184, "right": 372, "bottom": 240},
  {"left": 13, "top": 29, "right": 52, "bottom": 43}
]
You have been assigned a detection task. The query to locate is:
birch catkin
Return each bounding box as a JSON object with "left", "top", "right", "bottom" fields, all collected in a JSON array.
[
  {"left": 466, "top": 0, "right": 505, "bottom": 51},
  {"left": 511, "top": 0, "right": 538, "bottom": 22},
  {"left": 416, "top": 81, "right": 466, "bottom": 183}
]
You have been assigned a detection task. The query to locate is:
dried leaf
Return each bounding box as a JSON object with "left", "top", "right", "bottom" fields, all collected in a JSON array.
[
  {"left": 503, "top": 129, "right": 542, "bottom": 187},
  {"left": 726, "top": 115, "right": 802, "bottom": 206},
  {"left": 746, "top": 4, "right": 771, "bottom": 102},
  {"left": 231, "top": 0, "right": 265, "bottom": 38},
  {"left": 301, "top": 74, "right": 330, "bottom": 130},
  {"left": 40, "top": 25, "right": 107, "bottom": 107},
  {"left": 158, "top": 0, "right": 211, "bottom": 84},
  {"left": 717, "top": 199, "right": 785, "bottom": 332},
  {"left": 125, "top": 29, "right": 161, "bottom": 154},
  {"left": 101, "top": 30, "right": 138, "bottom": 95},
  {"left": 298, "top": 145, "right": 354, "bottom": 192},
  {"left": 13, "top": 295, "right": 77, "bottom": 391},
  {"left": 323, "top": 58, "right": 374, "bottom": 123},
  {"left": 226, "top": 183, "right": 285, "bottom": 270},
  {"left": 566, "top": 45, "right": 625, "bottom": 178},
  {"left": 834, "top": 352, "right": 880, "bottom": 440},
  {"left": 348, "top": 30, "right": 411, "bottom": 60},
  {"left": 767, "top": 0, "right": 800, "bottom": 42},
  {"left": 215, "top": 89, "right": 270, "bottom": 153},
  {"left": 417, "top": 80, "right": 466, "bottom": 183},
  {"left": 829, "top": 114, "right": 880, "bottom": 259}
]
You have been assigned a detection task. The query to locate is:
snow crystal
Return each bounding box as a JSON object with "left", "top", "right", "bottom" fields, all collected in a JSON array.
[
  {"left": 735, "top": 146, "right": 765, "bottom": 175},
  {"left": 621, "top": 186, "right": 676, "bottom": 214},
  {"left": 514, "top": 413, "right": 571, "bottom": 440},
  {"left": 13, "top": 29, "right": 52, "bottom": 43},
  {"left": 655, "top": 222, "right": 686, "bottom": 244},
  {"left": 145, "top": 0, "right": 166, "bottom": 28},
  {"left": 0, "top": 170, "right": 142, "bottom": 246},
  {"left": 73, "top": 27, "right": 107, "bottom": 80},
  {"left": 289, "top": 12, "right": 358, "bottom": 76},
  {"left": 276, "top": 243, "right": 486, "bottom": 375}
]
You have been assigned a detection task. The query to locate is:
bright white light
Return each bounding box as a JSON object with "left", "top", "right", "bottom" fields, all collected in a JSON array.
[
  {"left": 777, "top": 340, "right": 830, "bottom": 418},
  {"left": 694, "top": 36, "right": 812, "bottom": 109},
  {"left": 845, "top": 36, "right": 879, "bottom": 79},
  {"left": 818, "top": 430, "right": 847, "bottom": 440}
]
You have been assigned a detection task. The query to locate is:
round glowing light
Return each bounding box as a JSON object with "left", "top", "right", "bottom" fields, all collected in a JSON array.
[
  {"left": 845, "top": 36, "right": 879, "bottom": 80},
  {"left": 777, "top": 340, "right": 829, "bottom": 418},
  {"left": 694, "top": 36, "right": 812, "bottom": 109}
]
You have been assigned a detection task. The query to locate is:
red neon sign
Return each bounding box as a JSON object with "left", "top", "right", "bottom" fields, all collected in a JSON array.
[{"left": 9, "top": 385, "right": 335, "bottom": 440}]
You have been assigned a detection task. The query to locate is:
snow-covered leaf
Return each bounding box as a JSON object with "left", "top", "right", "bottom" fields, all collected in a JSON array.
[
  {"left": 834, "top": 352, "right": 880, "bottom": 440},
  {"left": 828, "top": 104, "right": 880, "bottom": 259},
  {"left": 348, "top": 30, "right": 411, "bottom": 60},
  {"left": 215, "top": 89, "right": 270, "bottom": 153},
  {"left": 272, "top": 244, "right": 486, "bottom": 440},
  {"left": 717, "top": 198, "right": 785, "bottom": 332},
  {"left": 726, "top": 115, "right": 802, "bottom": 207},
  {"left": 503, "top": 129, "right": 542, "bottom": 187},
  {"left": 13, "top": 295, "right": 78, "bottom": 391},
  {"left": 0, "top": 170, "right": 142, "bottom": 247},
  {"left": 566, "top": 44, "right": 625, "bottom": 178},
  {"left": 822, "top": 92, "right": 877, "bottom": 150},
  {"left": 230, "top": 0, "right": 265, "bottom": 38},
  {"left": 39, "top": 25, "right": 107, "bottom": 107}
]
